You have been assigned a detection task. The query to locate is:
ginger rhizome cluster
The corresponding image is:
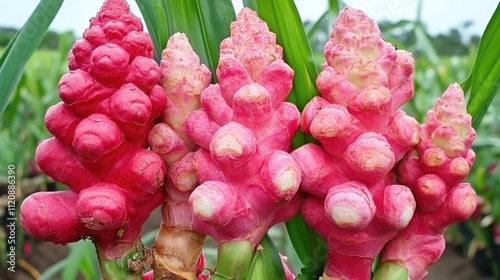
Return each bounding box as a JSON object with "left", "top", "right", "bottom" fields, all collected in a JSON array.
[
  {"left": 381, "top": 84, "right": 477, "bottom": 280},
  {"left": 20, "top": 0, "right": 167, "bottom": 275},
  {"left": 293, "top": 7, "right": 477, "bottom": 280},
  {"left": 148, "top": 32, "right": 212, "bottom": 280}
]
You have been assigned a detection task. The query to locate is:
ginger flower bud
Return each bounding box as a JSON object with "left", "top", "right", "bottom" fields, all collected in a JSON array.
[
  {"left": 420, "top": 83, "right": 476, "bottom": 158},
  {"left": 317, "top": 6, "right": 414, "bottom": 113},
  {"left": 220, "top": 8, "right": 283, "bottom": 81},
  {"left": 159, "top": 33, "right": 212, "bottom": 146},
  {"left": 21, "top": 0, "right": 167, "bottom": 261},
  {"left": 147, "top": 32, "right": 213, "bottom": 280},
  {"left": 187, "top": 8, "right": 302, "bottom": 249},
  {"left": 293, "top": 7, "right": 421, "bottom": 279}
]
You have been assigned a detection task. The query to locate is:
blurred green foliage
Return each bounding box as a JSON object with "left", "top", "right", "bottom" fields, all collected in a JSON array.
[
  {"left": 0, "top": 27, "right": 66, "bottom": 50},
  {"left": 0, "top": 31, "right": 73, "bottom": 178}
]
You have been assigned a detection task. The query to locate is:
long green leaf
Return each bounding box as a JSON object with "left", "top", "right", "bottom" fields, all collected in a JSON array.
[
  {"left": 372, "top": 262, "right": 408, "bottom": 280},
  {"left": 0, "top": 0, "right": 63, "bottom": 118},
  {"left": 242, "top": 0, "right": 257, "bottom": 11},
  {"left": 0, "top": 32, "right": 19, "bottom": 67},
  {"left": 465, "top": 2, "right": 500, "bottom": 128},
  {"left": 39, "top": 259, "right": 68, "bottom": 280},
  {"left": 136, "top": 0, "right": 235, "bottom": 80},
  {"left": 62, "top": 240, "right": 94, "bottom": 280},
  {"left": 328, "top": 0, "right": 340, "bottom": 16},
  {"left": 247, "top": 234, "right": 286, "bottom": 280},
  {"left": 195, "top": 0, "right": 235, "bottom": 73},
  {"left": 285, "top": 214, "right": 326, "bottom": 270},
  {"left": 80, "top": 248, "right": 99, "bottom": 280},
  {"left": 135, "top": 0, "right": 168, "bottom": 62},
  {"left": 141, "top": 229, "right": 159, "bottom": 245}
]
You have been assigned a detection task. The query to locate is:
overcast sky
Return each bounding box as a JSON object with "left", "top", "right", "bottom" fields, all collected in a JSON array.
[{"left": 0, "top": 0, "right": 497, "bottom": 38}]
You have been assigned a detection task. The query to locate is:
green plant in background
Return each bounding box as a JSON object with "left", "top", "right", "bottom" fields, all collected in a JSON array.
[{"left": 1, "top": 0, "right": 500, "bottom": 279}]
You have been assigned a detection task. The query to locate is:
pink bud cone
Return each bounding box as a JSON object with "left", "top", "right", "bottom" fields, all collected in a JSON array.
[
  {"left": 200, "top": 84, "right": 233, "bottom": 126},
  {"left": 209, "top": 122, "right": 262, "bottom": 179},
  {"left": 25, "top": 0, "right": 168, "bottom": 268},
  {"left": 169, "top": 152, "right": 198, "bottom": 192},
  {"left": 342, "top": 132, "right": 396, "bottom": 182},
  {"left": 148, "top": 123, "right": 190, "bottom": 166},
  {"left": 160, "top": 33, "right": 211, "bottom": 146},
  {"left": 76, "top": 183, "right": 130, "bottom": 230},
  {"left": 324, "top": 181, "right": 376, "bottom": 230},
  {"left": 148, "top": 31, "right": 214, "bottom": 280},
  {"left": 386, "top": 85, "right": 477, "bottom": 280},
  {"left": 72, "top": 114, "right": 124, "bottom": 162},
  {"left": 20, "top": 191, "right": 84, "bottom": 244},
  {"left": 44, "top": 102, "right": 80, "bottom": 147},
  {"left": 35, "top": 138, "right": 99, "bottom": 193},
  {"left": 109, "top": 83, "right": 152, "bottom": 126},
  {"left": 183, "top": 7, "right": 302, "bottom": 253},
  {"left": 309, "top": 105, "right": 363, "bottom": 156},
  {"left": 418, "top": 83, "right": 475, "bottom": 159},
  {"left": 291, "top": 144, "right": 348, "bottom": 198},
  {"left": 190, "top": 181, "right": 258, "bottom": 244}
]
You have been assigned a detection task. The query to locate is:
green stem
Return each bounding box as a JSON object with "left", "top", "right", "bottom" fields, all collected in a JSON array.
[
  {"left": 95, "top": 238, "right": 147, "bottom": 280},
  {"left": 211, "top": 240, "right": 253, "bottom": 280},
  {"left": 372, "top": 262, "right": 408, "bottom": 280}
]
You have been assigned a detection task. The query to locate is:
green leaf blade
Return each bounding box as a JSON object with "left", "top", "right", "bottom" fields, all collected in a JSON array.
[
  {"left": 137, "top": 0, "right": 235, "bottom": 81},
  {"left": 0, "top": 0, "right": 64, "bottom": 118},
  {"left": 466, "top": 2, "right": 500, "bottom": 129},
  {"left": 61, "top": 240, "right": 93, "bottom": 280},
  {"left": 328, "top": 0, "right": 340, "bottom": 16},
  {"left": 247, "top": 235, "right": 286, "bottom": 280},
  {"left": 285, "top": 214, "right": 326, "bottom": 270},
  {"left": 195, "top": 0, "right": 236, "bottom": 78},
  {"left": 372, "top": 262, "right": 409, "bottom": 280}
]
